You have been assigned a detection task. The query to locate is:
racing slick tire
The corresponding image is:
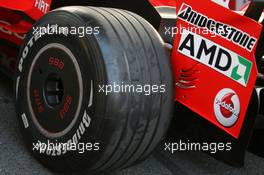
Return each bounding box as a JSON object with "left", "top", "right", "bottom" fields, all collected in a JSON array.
[{"left": 15, "top": 6, "right": 174, "bottom": 173}]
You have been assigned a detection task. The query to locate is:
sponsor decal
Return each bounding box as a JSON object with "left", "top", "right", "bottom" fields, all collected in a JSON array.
[
  {"left": 177, "top": 4, "right": 257, "bottom": 52},
  {"left": 214, "top": 88, "right": 240, "bottom": 127},
  {"left": 18, "top": 31, "right": 42, "bottom": 73},
  {"left": 63, "top": 83, "right": 94, "bottom": 152},
  {"left": 34, "top": 0, "right": 49, "bottom": 14},
  {"left": 38, "top": 110, "right": 92, "bottom": 156},
  {"left": 178, "top": 29, "right": 252, "bottom": 87},
  {"left": 66, "top": 110, "right": 91, "bottom": 148}
]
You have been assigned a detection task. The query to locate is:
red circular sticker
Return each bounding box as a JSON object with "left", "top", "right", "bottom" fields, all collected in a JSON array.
[{"left": 214, "top": 88, "right": 240, "bottom": 127}]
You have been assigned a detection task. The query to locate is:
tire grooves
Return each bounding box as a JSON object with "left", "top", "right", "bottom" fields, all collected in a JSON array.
[
  {"left": 101, "top": 8, "right": 152, "bottom": 170},
  {"left": 96, "top": 7, "right": 143, "bottom": 170},
  {"left": 87, "top": 7, "right": 143, "bottom": 170},
  {"left": 86, "top": 7, "right": 133, "bottom": 170},
  {"left": 124, "top": 11, "right": 165, "bottom": 164},
  {"left": 108, "top": 8, "right": 156, "bottom": 170}
]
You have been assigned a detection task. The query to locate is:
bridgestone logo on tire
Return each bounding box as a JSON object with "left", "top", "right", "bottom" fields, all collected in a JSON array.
[{"left": 214, "top": 88, "right": 240, "bottom": 127}]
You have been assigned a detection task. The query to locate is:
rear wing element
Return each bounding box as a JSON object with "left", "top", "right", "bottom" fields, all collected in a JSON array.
[
  {"left": 171, "top": 0, "right": 262, "bottom": 166},
  {"left": 173, "top": 0, "right": 262, "bottom": 139}
]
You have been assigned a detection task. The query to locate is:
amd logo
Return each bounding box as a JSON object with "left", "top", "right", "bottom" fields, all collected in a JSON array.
[
  {"left": 178, "top": 29, "right": 252, "bottom": 87},
  {"left": 35, "top": 0, "right": 49, "bottom": 14}
]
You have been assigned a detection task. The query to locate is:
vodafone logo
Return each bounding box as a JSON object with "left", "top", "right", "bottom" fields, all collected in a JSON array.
[{"left": 214, "top": 88, "right": 240, "bottom": 127}]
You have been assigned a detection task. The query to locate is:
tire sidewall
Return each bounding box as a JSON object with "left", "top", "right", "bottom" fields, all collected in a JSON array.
[{"left": 15, "top": 11, "right": 106, "bottom": 171}]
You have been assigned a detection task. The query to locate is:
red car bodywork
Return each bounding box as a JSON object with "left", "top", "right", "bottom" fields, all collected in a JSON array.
[
  {"left": 0, "top": 0, "right": 170, "bottom": 45},
  {"left": 151, "top": 0, "right": 176, "bottom": 6},
  {"left": 0, "top": 0, "right": 50, "bottom": 45},
  {"left": 174, "top": 0, "right": 261, "bottom": 138}
]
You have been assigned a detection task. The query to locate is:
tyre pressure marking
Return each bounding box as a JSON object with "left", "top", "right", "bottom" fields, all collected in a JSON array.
[
  {"left": 88, "top": 80, "right": 93, "bottom": 108},
  {"left": 59, "top": 95, "right": 72, "bottom": 119},
  {"left": 21, "top": 113, "right": 29, "bottom": 128},
  {"left": 214, "top": 88, "right": 240, "bottom": 127},
  {"left": 48, "top": 57, "right": 65, "bottom": 70},
  {"left": 33, "top": 89, "right": 45, "bottom": 113},
  {"left": 24, "top": 42, "right": 83, "bottom": 138}
]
